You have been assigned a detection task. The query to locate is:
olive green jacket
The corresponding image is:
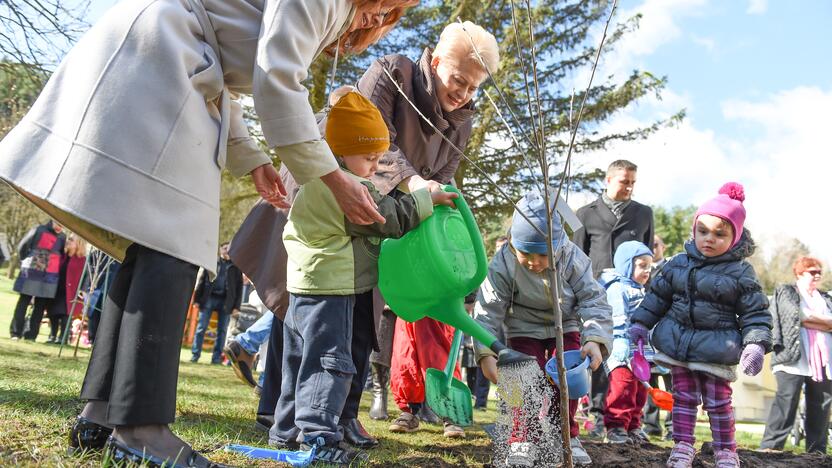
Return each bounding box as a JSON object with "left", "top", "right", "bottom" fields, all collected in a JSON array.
[{"left": 283, "top": 171, "right": 433, "bottom": 295}]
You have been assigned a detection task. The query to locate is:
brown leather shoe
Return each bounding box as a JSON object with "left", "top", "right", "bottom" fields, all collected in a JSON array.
[{"left": 223, "top": 341, "right": 257, "bottom": 387}]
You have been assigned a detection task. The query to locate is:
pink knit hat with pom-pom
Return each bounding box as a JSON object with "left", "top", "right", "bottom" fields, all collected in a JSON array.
[{"left": 694, "top": 182, "right": 746, "bottom": 248}]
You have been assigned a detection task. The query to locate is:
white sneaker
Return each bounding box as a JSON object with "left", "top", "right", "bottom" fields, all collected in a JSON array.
[
  {"left": 570, "top": 437, "right": 592, "bottom": 465},
  {"left": 506, "top": 441, "right": 536, "bottom": 467}
]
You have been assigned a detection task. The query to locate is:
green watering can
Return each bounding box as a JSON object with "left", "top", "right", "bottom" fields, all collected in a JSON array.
[{"left": 378, "top": 186, "right": 535, "bottom": 423}]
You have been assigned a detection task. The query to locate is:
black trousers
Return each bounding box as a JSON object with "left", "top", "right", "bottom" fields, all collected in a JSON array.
[
  {"left": 761, "top": 371, "right": 832, "bottom": 453},
  {"left": 10, "top": 294, "right": 50, "bottom": 339},
  {"left": 589, "top": 366, "right": 609, "bottom": 425},
  {"left": 79, "top": 244, "right": 198, "bottom": 426},
  {"left": 259, "top": 291, "right": 375, "bottom": 422},
  {"left": 49, "top": 315, "right": 68, "bottom": 341},
  {"left": 643, "top": 372, "right": 673, "bottom": 435}
]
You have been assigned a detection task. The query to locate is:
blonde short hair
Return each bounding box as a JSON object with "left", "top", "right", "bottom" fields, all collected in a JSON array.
[{"left": 433, "top": 21, "right": 500, "bottom": 73}]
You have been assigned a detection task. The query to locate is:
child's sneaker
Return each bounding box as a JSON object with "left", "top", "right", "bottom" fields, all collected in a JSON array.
[
  {"left": 442, "top": 422, "right": 465, "bottom": 438},
  {"left": 506, "top": 441, "right": 536, "bottom": 467},
  {"left": 666, "top": 441, "right": 696, "bottom": 468},
  {"left": 301, "top": 437, "right": 369, "bottom": 465},
  {"left": 714, "top": 449, "right": 740, "bottom": 468},
  {"left": 570, "top": 437, "right": 592, "bottom": 465},
  {"left": 628, "top": 428, "right": 650, "bottom": 445},
  {"left": 605, "top": 427, "right": 630, "bottom": 444},
  {"left": 388, "top": 411, "right": 420, "bottom": 433}
]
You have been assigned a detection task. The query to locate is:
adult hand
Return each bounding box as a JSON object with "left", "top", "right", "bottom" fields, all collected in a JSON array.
[
  {"left": 480, "top": 355, "right": 498, "bottom": 384},
  {"left": 628, "top": 322, "right": 650, "bottom": 347},
  {"left": 430, "top": 191, "right": 458, "bottom": 208},
  {"left": 250, "top": 164, "right": 289, "bottom": 209},
  {"left": 739, "top": 343, "right": 765, "bottom": 376},
  {"left": 407, "top": 175, "right": 444, "bottom": 194},
  {"left": 321, "top": 170, "right": 385, "bottom": 225},
  {"left": 581, "top": 341, "right": 603, "bottom": 371}
]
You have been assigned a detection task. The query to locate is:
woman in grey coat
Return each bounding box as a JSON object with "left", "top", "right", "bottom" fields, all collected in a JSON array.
[{"left": 0, "top": 0, "right": 416, "bottom": 465}]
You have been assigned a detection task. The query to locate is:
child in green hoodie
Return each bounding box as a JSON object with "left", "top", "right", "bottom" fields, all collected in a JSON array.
[{"left": 271, "top": 89, "right": 456, "bottom": 465}]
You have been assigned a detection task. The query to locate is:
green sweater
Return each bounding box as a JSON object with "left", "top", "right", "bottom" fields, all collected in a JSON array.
[{"left": 283, "top": 171, "right": 433, "bottom": 295}]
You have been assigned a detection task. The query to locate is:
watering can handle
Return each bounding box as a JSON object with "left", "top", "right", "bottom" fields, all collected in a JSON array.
[
  {"left": 445, "top": 329, "right": 464, "bottom": 388},
  {"left": 442, "top": 185, "right": 488, "bottom": 293}
]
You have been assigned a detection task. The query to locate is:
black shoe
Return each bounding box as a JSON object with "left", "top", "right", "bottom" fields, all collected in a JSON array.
[
  {"left": 68, "top": 416, "right": 113, "bottom": 454},
  {"left": 340, "top": 418, "right": 379, "bottom": 449},
  {"left": 301, "top": 437, "right": 369, "bottom": 465},
  {"left": 104, "top": 436, "right": 231, "bottom": 467},
  {"left": 190, "top": 355, "right": 199, "bottom": 363},
  {"left": 255, "top": 414, "right": 274, "bottom": 433}
]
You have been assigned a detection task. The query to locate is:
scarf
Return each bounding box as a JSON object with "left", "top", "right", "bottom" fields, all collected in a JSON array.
[
  {"left": 601, "top": 193, "right": 631, "bottom": 219},
  {"left": 797, "top": 284, "right": 832, "bottom": 382}
]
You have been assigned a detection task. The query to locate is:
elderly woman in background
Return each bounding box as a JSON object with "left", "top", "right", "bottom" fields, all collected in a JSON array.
[{"left": 761, "top": 256, "right": 832, "bottom": 454}]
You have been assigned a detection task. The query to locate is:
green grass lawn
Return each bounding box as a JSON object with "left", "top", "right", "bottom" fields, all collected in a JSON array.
[{"left": 0, "top": 267, "right": 804, "bottom": 467}]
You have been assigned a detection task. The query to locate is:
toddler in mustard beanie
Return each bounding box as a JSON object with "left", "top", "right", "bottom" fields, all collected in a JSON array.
[{"left": 325, "top": 86, "right": 390, "bottom": 178}]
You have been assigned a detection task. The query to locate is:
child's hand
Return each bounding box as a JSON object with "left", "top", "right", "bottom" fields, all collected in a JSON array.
[
  {"left": 610, "top": 338, "right": 629, "bottom": 362},
  {"left": 628, "top": 322, "right": 649, "bottom": 347},
  {"left": 431, "top": 190, "right": 458, "bottom": 208},
  {"left": 581, "top": 342, "right": 603, "bottom": 371},
  {"left": 739, "top": 343, "right": 765, "bottom": 376},
  {"left": 479, "top": 355, "right": 498, "bottom": 384}
]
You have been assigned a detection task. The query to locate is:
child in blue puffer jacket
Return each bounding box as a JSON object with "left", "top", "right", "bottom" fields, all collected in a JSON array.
[
  {"left": 629, "top": 183, "right": 771, "bottom": 468},
  {"left": 599, "top": 240, "right": 654, "bottom": 445}
]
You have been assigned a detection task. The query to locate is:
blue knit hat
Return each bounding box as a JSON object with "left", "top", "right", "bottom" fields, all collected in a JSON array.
[{"left": 509, "top": 191, "right": 563, "bottom": 255}]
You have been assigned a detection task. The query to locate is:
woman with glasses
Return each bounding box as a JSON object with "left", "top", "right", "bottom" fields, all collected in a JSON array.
[{"left": 761, "top": 256, "right": 832, "bottom": 453}]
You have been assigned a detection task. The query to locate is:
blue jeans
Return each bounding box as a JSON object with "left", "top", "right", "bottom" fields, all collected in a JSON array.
[
  {"left": 271, "top": 294, "right": 356, "bottom": 445},
  {"left": 236, "top": 311, "right": 273, "bottom": 355},
  {"left": 191, "top": 296, "right": 230, "bottom": 363}
]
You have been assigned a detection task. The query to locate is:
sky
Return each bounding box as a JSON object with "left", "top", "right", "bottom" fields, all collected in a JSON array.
[
  {"left": 563, "top": 0, "right": 832, "bottom": 263},
  {"left": 83, "top": 0, "right": 831, "bottom": 262}
]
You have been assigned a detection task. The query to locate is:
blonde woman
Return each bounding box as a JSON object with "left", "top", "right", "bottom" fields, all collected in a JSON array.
[
  {"left": 0, "top": 0, "right": 418, "bottom": 465},
  {"left": 231, "top": 20, "right": 500, "bottom": 447},
  {"left": 362, "top": 21, "right": 500, "bottom": 439}
]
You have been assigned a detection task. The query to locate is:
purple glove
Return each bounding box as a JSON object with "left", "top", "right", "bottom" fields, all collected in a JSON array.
[
  {"left": 628, "top": 322, "right": 649, "bottom": 347},
  {"left": 740, "top": 343, "right": 766, "bottom": 376}
]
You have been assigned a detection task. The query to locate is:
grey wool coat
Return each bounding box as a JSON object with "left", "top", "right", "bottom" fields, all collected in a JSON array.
[{"left": 0, "top": 0, "right": 354, "bottom": 273}]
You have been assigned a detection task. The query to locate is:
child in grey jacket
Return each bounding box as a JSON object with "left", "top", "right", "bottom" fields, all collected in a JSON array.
[{"left": 473, "top": 190, "right": 613, "bottom": 466}]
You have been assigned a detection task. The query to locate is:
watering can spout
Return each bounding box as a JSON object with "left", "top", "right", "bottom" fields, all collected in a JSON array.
[{"left": 491, "top": 341, "right": 536, "bottom": 367}]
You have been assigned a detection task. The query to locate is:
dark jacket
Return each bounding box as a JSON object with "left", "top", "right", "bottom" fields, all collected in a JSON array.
[
  {"left": 573, "top": 196, "right": 654, "bottom": 278},
  {"left": 632, "top": 230, "right": 772, "bottom": 366},
  {"left": 194, "top": 259, "right": 243, "bottom": 316},
  {"left": 13, "top": 221, "right": 67, "bottom": 298},
  {"left": 357, "top": 48, "right": 475, "bottom": 195},
  {"left": 769, "top": 284, "right": 832, "bottom": 366}
]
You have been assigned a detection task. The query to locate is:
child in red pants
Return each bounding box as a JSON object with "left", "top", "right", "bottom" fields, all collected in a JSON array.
[
  {"left": 474, "top": 191, "right": 613, "bottom": 466},
  {"left": 598, "top": 240, "right": 654, "bottom": 444}
]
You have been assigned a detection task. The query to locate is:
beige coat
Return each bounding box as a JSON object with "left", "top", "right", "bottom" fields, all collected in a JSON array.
[{"left": 0, "top": 0, "right": 352, "bottom": 272}]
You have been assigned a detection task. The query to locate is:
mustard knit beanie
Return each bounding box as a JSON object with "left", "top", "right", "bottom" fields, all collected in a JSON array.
[{"left": 326, "top": 91, "right": 390, "bottom": 156}]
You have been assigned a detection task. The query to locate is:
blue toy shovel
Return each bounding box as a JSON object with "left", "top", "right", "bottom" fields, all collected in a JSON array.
[{"left": 224, "top": 444, "right": 314, "bottom": 467}]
